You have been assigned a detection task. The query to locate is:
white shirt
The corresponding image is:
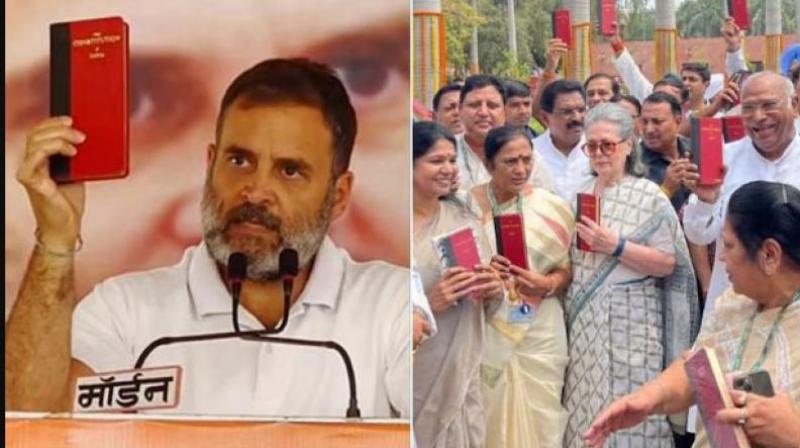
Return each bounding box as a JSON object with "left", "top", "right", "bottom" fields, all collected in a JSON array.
[
  {"left": 532, "top": 130, "right": 591, "bottom": 203},
  {"left": 72, "top": 237, "right": 410, "bottom": 418},
  {"left": 454, "top": 134, "right": 556, "bottom": 194},
  {"left": 682, "top": 134, "right": 800, "bottom": 318}
]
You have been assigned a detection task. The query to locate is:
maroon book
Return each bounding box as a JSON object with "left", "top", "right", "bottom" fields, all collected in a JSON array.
[
  {"left": 50, "top": 16, "right": 130, "bottom": 183},
  {"left": 597, "top": 0, "right": 616, "bottom": 36},
  {"left": 727, "top": 0, "right": 751, "bottom": 30},
  {"left": 691, "top": 117, "right": 724, "bottom": 186},
  {"left": 722, "top": 116, "right": 746, "bottom": 143},
  {"left": 493, "top": 213, "right": 529, "bottom": 270},
  {"left": 684, "top": 348, "right": 751, "bottom": 448},
  {"left": 552, "top": 9, "right": 572, "bottom": 49},
  {"left": 576, "top": 193, "right": 600, "bottom": 252},
  {"left": 435, "top": 226, "right": 482, "bottom": 271}
]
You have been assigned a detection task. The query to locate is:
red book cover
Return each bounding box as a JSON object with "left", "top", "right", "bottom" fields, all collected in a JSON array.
[
  {"left": 722, "top": 116, "right": 746, "bottom": 143},
  {"left": 684, "top": 348, "right": 751, "bottom": 448},
  {"left": 435, "top": 226, "right": 482, "bottom": 271},
  {"left": 50, "top": 16, "right": 130, "bottom": 183},
  {"left": 691, "top": 117, "right": 724, "bottom": 186},
  {"left": 576, "top": 193, "right": 600, "bottom": 252},
  {"left": 727, "top": 0, "right": 751, "bottom": 30},
  {"left": 493, "top": 213, "right": 529, "bottom": 270},
  {"left": 552, "top": 9, "right": 572, "bottom": 49},
  {"left": 597, "top": 0, "right": 616, "bottom": 36}
]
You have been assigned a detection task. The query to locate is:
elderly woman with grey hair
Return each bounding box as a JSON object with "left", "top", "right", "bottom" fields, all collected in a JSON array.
[{"left": 562, "top": 103, "right": 700, "bottom": 447}]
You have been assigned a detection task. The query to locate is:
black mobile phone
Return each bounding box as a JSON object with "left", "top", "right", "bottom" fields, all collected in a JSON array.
[{"left": 733, "top": 370, "right": 775, "bottom": 397}]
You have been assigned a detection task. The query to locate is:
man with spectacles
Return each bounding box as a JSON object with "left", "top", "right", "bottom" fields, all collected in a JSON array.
[
  {"left": 532, "top": 79, "right": 591, "bottom": 201},
  {"left": 682, "top": 71, "right": 800, "bottom": 319}
]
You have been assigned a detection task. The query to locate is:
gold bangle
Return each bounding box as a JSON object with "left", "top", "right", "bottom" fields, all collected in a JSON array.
[
  {"left": 660, "top": 184, "right": 674, "bottom": 199},
  {"left": 34, "top": 228, "right": 82, "bottom": 257}
]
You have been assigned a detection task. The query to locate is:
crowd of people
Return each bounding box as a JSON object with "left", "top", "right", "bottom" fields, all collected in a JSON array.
[{"left": 412, "top": 17, "right": 800, "bottom": 448}]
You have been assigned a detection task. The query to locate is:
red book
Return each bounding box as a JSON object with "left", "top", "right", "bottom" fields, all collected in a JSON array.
[
  {"left": 684, "top": 348, "right": 751, "bottom": 448},
  {"left": 434, "top": 226, "right": 482, "bottom": 271},
  {"left": 493, "top": 213, "right": 529, "bottom": 270},
  {"left": 576, "top": 193, "right": 600, "bottom": 252},
  {"left": 597, "top": 0, "right": 616, "bottom": 36},
  {"left": 552, "top": 9, "right": 572, "bottom": 49},
  {"left": 722, "top": 116, "right": 746, "bottom": 143},
  {"left": 691, "top": 117, "right": 724, "bottom": 186},
  {"left": 727, "top": 0, "right": 751, "bottom": 30},
  {"left": 50, "top": 16, "right": 130, "bottom": 183}
]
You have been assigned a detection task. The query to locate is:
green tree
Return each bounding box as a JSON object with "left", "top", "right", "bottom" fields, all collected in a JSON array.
[
  {"left": 675, "top": 0, "right": 796, "bottom": 38},
  {"left": 443, "top": 0, "right": 485, "bottom": 78}
]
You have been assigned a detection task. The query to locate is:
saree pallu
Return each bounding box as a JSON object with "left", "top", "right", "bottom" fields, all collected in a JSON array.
[
  {"left": 563, "top": 177, "right": 700, "bottom": 448},
  {"left": 413, "top": 199, "right": 492, "bottom": 448},
  {"left": 472, "top": 186, "right": 575, "bottom": 448}
]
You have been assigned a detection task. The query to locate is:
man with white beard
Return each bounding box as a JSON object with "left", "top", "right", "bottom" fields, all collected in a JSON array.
[{"left": 6, "top": 58, "right": 410, "bottom": 418}]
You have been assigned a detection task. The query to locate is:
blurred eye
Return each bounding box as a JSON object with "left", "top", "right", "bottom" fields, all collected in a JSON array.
[
  {"left": 129, "top": 54, "right": 212, "bottom": 147},
  {"left": 305, "top": 21, "right": 408, "bottom": 118},
  {"left": 281, "top": 164, "right": 303, "bottom": 179},
  {"left": 226, "top": 153, "right": 251, "bottom": 168},
  {"left": 6, "top": 53, "right": 212, "bottom": 154}
]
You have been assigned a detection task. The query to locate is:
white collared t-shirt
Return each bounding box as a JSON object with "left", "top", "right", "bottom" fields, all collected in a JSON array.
[
  {"left": 683, "top": 134, "right": 800, "bottom": 320},
  {"left": 72, "top": 237, "right": 410, "bottom": 418},
  {"left": 532, "top": 130, "right": 592, "bottom": 203}
]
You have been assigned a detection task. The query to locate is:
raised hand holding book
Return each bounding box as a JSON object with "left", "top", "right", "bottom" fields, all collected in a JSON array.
[{"left": 50, "top": 16, "right": 130, "bottom": 183}]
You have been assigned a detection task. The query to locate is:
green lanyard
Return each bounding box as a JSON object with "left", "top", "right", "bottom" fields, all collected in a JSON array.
[
  {"left": 730, "top": 288, "right": 800, "bottom": 372},
  {"left": 486, "top": 182, "right": 523, "bottom": 216}
]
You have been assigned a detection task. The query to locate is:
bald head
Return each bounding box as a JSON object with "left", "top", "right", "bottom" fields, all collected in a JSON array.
[{"left": 741, "top": 71, "right": 794, "bottom": 102}]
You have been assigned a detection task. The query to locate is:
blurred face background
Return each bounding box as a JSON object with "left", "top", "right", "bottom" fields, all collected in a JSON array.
[{"left": 5, "top": 0, "right": 410, "bottom": 317}]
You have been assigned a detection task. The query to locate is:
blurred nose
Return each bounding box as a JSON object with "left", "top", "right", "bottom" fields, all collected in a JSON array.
[{"left": 240, "top": 174, "right": 278, "bottom": 206}]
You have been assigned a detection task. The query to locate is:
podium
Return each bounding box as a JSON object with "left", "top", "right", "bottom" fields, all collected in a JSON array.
[{"left": 6, "top": 412, "right": 410, "bottom": 448}]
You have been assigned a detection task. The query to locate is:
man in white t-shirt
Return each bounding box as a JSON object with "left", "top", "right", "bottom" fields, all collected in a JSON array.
[{"left": 6, "top": 58, "right": 410, "bottom": 418}]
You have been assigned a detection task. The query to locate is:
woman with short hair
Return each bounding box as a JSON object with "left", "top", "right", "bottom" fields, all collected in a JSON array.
[{"left": 562, "top": 103, "right": 700, "bottom": 447}]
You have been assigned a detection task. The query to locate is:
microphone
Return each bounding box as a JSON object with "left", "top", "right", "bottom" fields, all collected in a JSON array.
[
  {"left": 274, "top": 248, "right": 298, "bottom": 333},
  {"left": 133, "top": 330, "right": 361, "bottom": 417},
  {"left": 228, "top": 248, "right": 298, "bottom": 334},
  {"left": 227, "top": 253, "right": 247, "bottom": 333}
]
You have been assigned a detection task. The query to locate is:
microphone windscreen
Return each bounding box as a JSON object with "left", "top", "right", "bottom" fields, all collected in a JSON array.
[
  {"left": 279, "top": 249, "right": 299, "bottom": 277},
  {"left": 228, "top": 252, "right": 248, "bottom": 282}
]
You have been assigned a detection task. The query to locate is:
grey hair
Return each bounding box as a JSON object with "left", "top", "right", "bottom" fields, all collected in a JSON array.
[
  {"left": 742, "top": 71, "right": 795, "bottom": 105},
  {"left": 584, "top": 102, "right": 645, "bottom": 177}
]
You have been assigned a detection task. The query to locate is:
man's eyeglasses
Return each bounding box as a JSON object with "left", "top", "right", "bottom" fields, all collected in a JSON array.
[
  {"left": 581, "top": 139, "right": 626, "bottom": 156},
  {"left": 740, "top": 99, "right": 786, "bottom": 115}
]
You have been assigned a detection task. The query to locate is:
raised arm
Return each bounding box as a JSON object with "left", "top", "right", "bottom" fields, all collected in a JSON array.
[
  {"left": 532, "top": 38, "right": 568, "bottom": 122},
  {"left": 722, "top": 17, "right": 748, "bottom": 75},
  {"left": 5, "top": 117, "right": 92, "bottom": 411},
  {"left": 609, "top": 22, "right": 653, "bottom": 102}
]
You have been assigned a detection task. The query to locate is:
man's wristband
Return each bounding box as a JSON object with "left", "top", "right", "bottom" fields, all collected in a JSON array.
[
  {"left": 34, "top": 228, "right": 82, "bottom": 258},
  {"left": 611, "top": 40, "right": 625, "bottom": 54},
  {"left": 612, "top": 236, "right": 627, "bottom": 257}
]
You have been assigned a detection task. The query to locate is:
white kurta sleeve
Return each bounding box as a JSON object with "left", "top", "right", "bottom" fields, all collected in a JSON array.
[
  {"left": 613, "top": 48, "right": 654, "bottom": 102},
  {"left": 682, "top": 194, "right": 725, "bottom": 245},
  {"left": 725, "top": 48, "right": 748, "bottom": 75}
]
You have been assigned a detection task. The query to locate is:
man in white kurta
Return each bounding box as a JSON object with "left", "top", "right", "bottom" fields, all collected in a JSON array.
[
  {"left": 683, "top": 72, "right": 800, "bottom": 319},
  {"left": 532, "top": 79, "right": 591, "bottom": 202},
  {"left": 454, "top": 74, "right": 555, "bottom": 193}
]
